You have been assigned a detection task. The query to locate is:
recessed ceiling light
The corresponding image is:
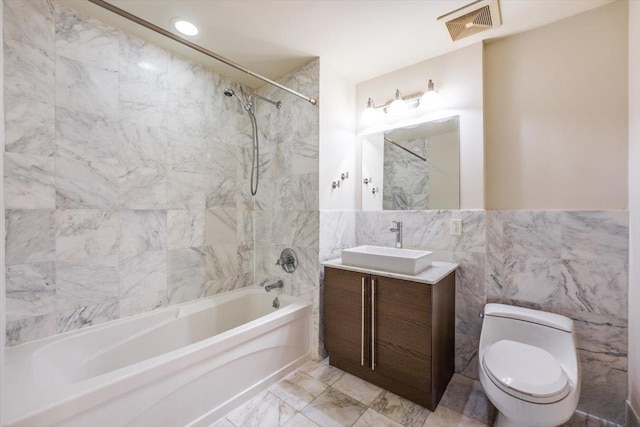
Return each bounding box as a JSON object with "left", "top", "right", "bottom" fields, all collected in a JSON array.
[{"left": 174, "top": 20, "right": 198, "bottom": 36}]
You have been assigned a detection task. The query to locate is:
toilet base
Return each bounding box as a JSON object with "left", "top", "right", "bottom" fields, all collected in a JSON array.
[{"left": 494, "top": 411, "right": 536, "bottom": 427}]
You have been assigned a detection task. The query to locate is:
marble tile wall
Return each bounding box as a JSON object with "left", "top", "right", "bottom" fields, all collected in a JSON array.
[
  {"left": 382, "top": 137, "right": 429, "bottom": 210},
  {"left": 252, "top": 59, "right": 321, "bottom": 357},
  {"left": 3, "top": 0, "right": 256, "bottom": 345},
  {"left": 347, "top": 209, "right": 628, "bottom": 424}
]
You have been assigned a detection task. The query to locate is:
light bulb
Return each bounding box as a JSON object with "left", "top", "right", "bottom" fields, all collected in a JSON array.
[
  {"left": 174, "top": 20, "right": 198, "bottom": 36},
  {"left": 420, "top": 79, "right": 443, "bottom": 111},
  {"left": 361, "top": 98, "right": 382, "bottom": 125},
  {"left": 388, "top": 89, "right": 408, "bottom": 116}
]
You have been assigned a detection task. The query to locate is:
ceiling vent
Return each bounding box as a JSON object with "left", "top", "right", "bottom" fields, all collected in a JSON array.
[{"left": 438, "top": 0, "right": 502, "bottom": 42}]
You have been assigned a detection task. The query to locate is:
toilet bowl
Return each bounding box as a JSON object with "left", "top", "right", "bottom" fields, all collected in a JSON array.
[{"left": 478, "top": 304, "right": 580, "bottom": 427}]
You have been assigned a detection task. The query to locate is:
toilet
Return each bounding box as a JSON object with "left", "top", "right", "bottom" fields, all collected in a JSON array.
[{"left": 478, "top": 303, "right": 581, "bottom": 427}]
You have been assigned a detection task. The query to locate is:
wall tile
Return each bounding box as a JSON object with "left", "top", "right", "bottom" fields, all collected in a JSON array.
[
  {"left": 206, "top": 175, "right": 237, "bottom": 209},
  {"left": 56, "top": 299, "right": 119, "bottom": 333},
  {"left": 54, "top": 4, "right": 119, "bottom": 71},
  {"left": 6, "top": 314, "right": 56, "bottom": 346},
  {"left": 55, "top": 209, "right": 119, "bottom": 261},
  {"left": 561, "top": 211, "right": 629, "bottom": 263},
  {"left": 56, "top": 157, "right": 119, "bottom": 209},
  {"left": 4, "top": 36, "right": 55, "bottom": 104},
  {"left": 167, "top": 210, "right": 205, "bottom": 249},
  {"left": 167, "top": 247, "right": 206, "bottom": 290},
  {"left": 55, "top": 55, "right": 118, "bottom": 117},
  {"left": 119, "top": 33, "right": 168, "bottom": 105},
  {"left": 167, "top": 171, "right": 206, "bottom": 210},
  {"left": 119, "top": 210, "right": 166, "bottom": 255},
  {"left": 502, "top": 211, "right": 561, "bottom": 258},
  {"left": 452, "top": 210, "right": 485, "bottom": 253},
  {"left": 205, "top": 209, "right": 237, "bottom": 246},
  {"left": 119, "top": 122, "right": 168, "bottom": 171},
  {"left": 502, "top": 256, "right": 563, "bottom": 307},
  {"left": 577, "top": 350, "right": 627, "bottom": 424},
  {"left": 4, "top": 0, "right": 55, "bottom": 48},
  {"left": 273, "top": 173, "right": 319, "bottom": 211},
  {"left": 56, "top": 255, "right": 119, "bottom": 311},
  {"left": 4, "top": 152, "right": 56, "bottom": 209},
  {"left": 204, "top": 244, "right": 239, "bottom": 280},
  {"left": 6, "top": 262, "right": 55, "bottom": 321},
  {"left": 560, "top": 259, "right": 628, "bottom": 319},
  {"left": 119, "top": 167, "right": 167, "bottom": 210},
  {"left": 4, "top": 97, "right": 55, "bottom": 156},
  {"left": 55, "top": 107, "right": 120, "bottom": 161},
  {"left": 119, "top": 290, "right": 167, "bottom": 318},
  {"left": 118, "top": 250, "right": 167, "bottom": 298},
  {"left": 5, "top": 209, "right": 55, "bottom": 265}
]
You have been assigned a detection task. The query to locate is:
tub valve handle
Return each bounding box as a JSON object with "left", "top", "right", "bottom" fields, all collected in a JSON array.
[{"left": 275, "top": 248, "right": 297, "bottom": 273}]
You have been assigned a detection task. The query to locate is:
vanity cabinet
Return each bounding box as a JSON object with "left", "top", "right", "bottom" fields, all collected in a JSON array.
[{"left": 324, "top": 266, "right": 455, "bottom": 410}]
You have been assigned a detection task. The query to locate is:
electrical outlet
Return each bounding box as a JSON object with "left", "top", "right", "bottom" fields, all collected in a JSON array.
[{"left": 450, "top": 219, "right": 462, "bottom": 236}]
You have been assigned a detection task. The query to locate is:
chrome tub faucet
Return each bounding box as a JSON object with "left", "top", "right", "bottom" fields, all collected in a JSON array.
[{"left": 265, "top": 280, "right": 284, "bottom": 292}]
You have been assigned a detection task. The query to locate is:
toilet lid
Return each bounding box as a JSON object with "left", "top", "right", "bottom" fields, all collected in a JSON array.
[{"left": 483, "top": 340, "right": 570, "bottom": 403}]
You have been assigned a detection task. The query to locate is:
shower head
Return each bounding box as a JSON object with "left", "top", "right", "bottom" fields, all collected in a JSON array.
[{"left": 223, "top": 88, "right": 235, "bottom": 97}]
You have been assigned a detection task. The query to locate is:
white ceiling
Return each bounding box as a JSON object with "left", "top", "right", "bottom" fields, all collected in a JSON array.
[{"left": 61, "top": 0, "right": 614, "bottom": 88}]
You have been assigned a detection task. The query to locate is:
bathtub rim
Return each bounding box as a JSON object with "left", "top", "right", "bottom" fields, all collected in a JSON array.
[{"left": 4, "top": 286, "right": 312, "bottom": 426}]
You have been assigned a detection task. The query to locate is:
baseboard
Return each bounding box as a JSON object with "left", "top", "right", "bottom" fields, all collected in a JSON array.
[{"left": 628, "top": 400, "right": 640, "bottom": 427}]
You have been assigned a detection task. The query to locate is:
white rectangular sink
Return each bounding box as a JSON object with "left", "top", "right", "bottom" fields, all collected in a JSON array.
[{"left": 341, "top": 246, "right": 433, "bottom": 275}]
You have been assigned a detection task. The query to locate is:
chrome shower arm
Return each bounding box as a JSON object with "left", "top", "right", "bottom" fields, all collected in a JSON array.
[{"left": 249, "top": 93, "right": 282, "bottom": 109}]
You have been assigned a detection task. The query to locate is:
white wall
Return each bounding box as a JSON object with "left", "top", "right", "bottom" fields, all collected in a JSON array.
[
  {"left": 356, "top": 43, "right": 484, "bottom": 209},
  {"left": 361, "top": 134, "right": 384, "bottom": 211},
  {"left": 485, "top": 1, "right": 628, "bottom": 210},
  {"left": 628, "top": 0, "right": 640, "bottom": 421},
  {"left": 319, "top": 62, "right": 357, "bottom": 211}
]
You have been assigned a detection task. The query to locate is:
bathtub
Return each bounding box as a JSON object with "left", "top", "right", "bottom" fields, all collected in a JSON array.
[{"left": 3, "top": 286, "right": 312, "bottom": 427}]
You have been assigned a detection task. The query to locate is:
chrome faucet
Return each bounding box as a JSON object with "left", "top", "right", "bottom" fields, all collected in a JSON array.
[
  {"left": 265, "top": 280, "right": 284, "bottom": 292},
  {"left": 390, "top": 221, "right": 403, "bottom": 248}
]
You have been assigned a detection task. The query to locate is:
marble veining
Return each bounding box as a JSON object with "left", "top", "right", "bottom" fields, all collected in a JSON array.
[
  {"left": 119, "top": 210, "right": 166, "bottom": 256},
  {"left": 4, "top": 96, "right": 55, "bottom": 156},
  {"left": 55, "top": 209, "right": 119, "bottom": 261},
  {"left": 4, "top": 152, "right": 56, "bottom": 209},
  {"left": 56, "top": 157, "right": 119, "bottom": 209}
]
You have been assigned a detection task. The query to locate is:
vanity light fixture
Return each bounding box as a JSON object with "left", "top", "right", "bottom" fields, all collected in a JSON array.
[
  {"left": 173, "top": 19, "right": 198, "bottom": 36},
  {"left": 360, "top": 79, "right": 443, "bottom": 123}
]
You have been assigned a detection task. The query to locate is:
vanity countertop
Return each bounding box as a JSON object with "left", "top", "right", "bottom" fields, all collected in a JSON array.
[{"left": 322, "top": 258, "right": 458, "bottom": 285}]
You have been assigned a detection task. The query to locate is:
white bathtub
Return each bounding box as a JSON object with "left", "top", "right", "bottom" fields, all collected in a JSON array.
[{"left": 3, "top": 287, "right": 312, "bottom": 427}]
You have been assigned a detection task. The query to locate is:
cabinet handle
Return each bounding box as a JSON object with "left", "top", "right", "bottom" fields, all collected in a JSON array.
[
  {"left": 361, "top": 277, "right": 365, "bottom": 367},
  {"left": 371, "top": 278, "right": 376, "bottom": 371}
]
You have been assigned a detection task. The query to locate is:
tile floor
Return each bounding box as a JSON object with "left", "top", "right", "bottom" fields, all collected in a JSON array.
[{"left": 212, "top": 358, "right": 494, "bottom": 427}]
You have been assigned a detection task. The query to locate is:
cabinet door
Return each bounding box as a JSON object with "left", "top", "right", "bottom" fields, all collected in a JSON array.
[
  {"left": 324, "top": 268, "right": 370, "bottom": 368},
  {"left": 373, "top": 275, "right": 432, "bottom": 392}
]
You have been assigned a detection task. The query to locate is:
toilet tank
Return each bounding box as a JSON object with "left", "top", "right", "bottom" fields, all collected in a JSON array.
[{"left": 479, "top": 304, "right": 579, "bottom": 382}]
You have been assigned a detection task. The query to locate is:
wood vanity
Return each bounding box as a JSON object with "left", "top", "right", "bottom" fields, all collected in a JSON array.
[{"left": 322, "top": 259, "right": 457, "bottom": 411}]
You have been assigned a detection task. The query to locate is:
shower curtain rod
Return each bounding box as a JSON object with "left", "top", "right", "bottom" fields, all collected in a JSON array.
[
  {"left": 384, "top": 137, "right": 427, "bottom": 162},
  {"left": 87, "top": 0, "right": 318, "bottom": 106}
]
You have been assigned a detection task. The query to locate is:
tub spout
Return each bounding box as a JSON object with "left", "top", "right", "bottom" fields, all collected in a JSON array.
[{"left": 265, "top": 280, "right": 284, "bottom": 292}]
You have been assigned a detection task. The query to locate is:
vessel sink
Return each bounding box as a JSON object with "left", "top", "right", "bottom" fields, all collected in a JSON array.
[{"left": 341, "top": 245, "right": 433, "bottom": 275}]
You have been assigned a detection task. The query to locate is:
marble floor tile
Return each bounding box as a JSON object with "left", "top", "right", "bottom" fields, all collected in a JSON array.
[
  {"left": 210, "top": 417, "right": 235, "bottom": 427},
  {"left": 422, "top": 405, "right": 488, "bottom": 427},
  {"left": 269, "top": 370, "right": 328, "bottom": 411},
  {"left": 300, "top": 387, "right": 367, "bottom": 427},
  {"left": 332, "top": 373, "right": 383, "bottom": 406},
  {"left": 439, "top": 374, "right": 495, "bottom": 424},
  {"left": 300, "top": 358, "right": 345, "bottom": 385},
  {"left": 281, "top": 413, "right": 321, "bottom": 427},
  {"left": 225, "top": 391, "right": 296, "bottom": 427},
  {"left": 353, "top": 408, "right": 405, "bottom": 427},
  {"left": 371, "top": 390, "right": 431, "bottom": 427}
]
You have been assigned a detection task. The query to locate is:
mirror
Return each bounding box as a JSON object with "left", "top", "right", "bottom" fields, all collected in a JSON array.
[{"left": 361, "top": 116, "right": 460, "bottom": 211}]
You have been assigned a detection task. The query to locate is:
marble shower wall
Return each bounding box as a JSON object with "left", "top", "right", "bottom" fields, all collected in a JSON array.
[
  {"left": 351, "top": 209, "right": 628, "bottom": 424},
  {"left": 3, "top": 0, "right": 254, "bottom": 346},
  {"left": 252, "top": 60, "right": 321, "bottom": 357},
  {"left": 382, "top": 137, "right": 429, "bottom": 210}
]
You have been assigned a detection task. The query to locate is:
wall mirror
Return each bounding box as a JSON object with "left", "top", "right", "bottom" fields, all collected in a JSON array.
[{"left": 361, "top": 116, "right": 460, "bottom": 211}]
